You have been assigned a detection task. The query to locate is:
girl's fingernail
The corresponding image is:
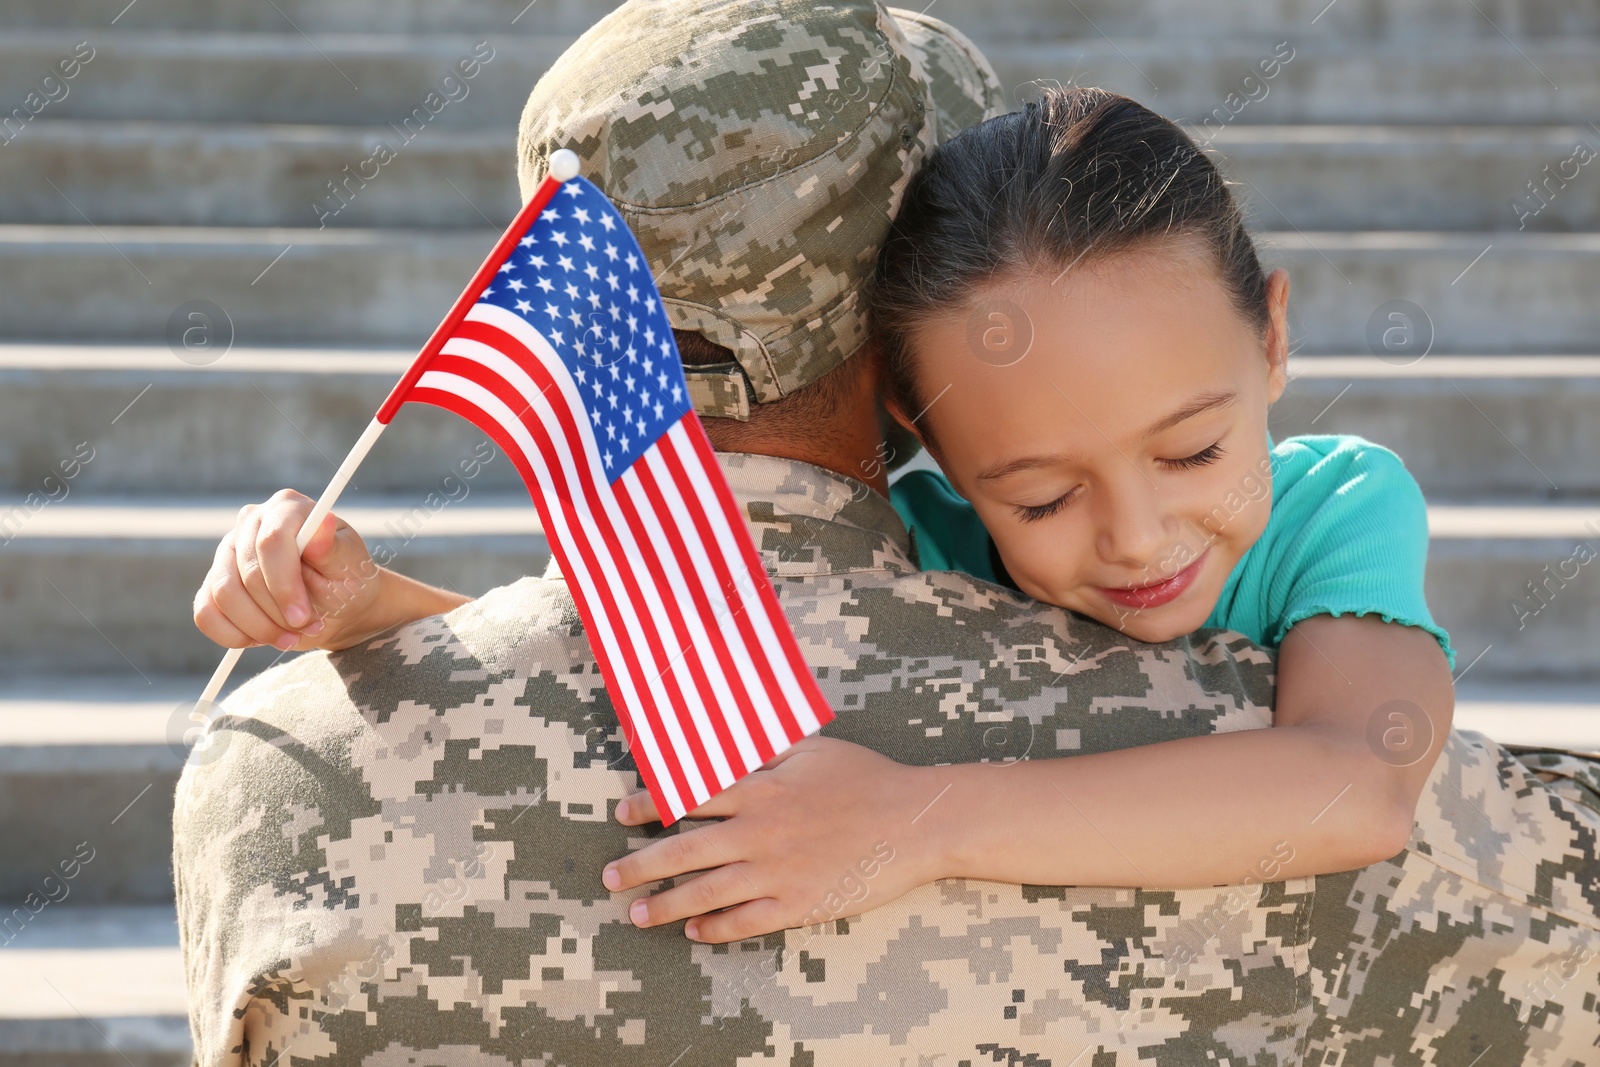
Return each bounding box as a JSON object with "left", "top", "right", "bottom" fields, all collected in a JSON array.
[
  {"left": 285, "top": 603, "right": 307, "bottom": 626},
  {"left": 615, "top": 799, "right": 629, "bottom": 822},
  {"left": 274, "top": 633, "right": 298, "bottom": 651},
  {"left": 685, "top": 920, "right": 701, "bottom": 941},
  {"left": 629, "top": 899, "right": 649, "bottom": 926},
  {"left": 304, "top": 619, "right": 325, "bottom": 636},
  {"left": 602, "top": 866, "right": 621, "bottom": 891}
]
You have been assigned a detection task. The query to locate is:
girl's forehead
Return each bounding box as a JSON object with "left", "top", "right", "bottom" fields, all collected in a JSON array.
[{"left": 921, "top": 256, "right": 1257, "bottom": 397}]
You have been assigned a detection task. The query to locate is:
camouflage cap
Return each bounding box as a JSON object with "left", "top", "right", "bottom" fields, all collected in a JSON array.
[{"left": 517, "top": 0, "right": 1006, "bottom": 419}]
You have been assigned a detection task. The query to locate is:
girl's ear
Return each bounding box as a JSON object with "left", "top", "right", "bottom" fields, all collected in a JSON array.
[
  {"left": 1263, "top": 268, "right": 1291, "bottom": 405},
  {"left": 882, "top": 390, "right": 932, "bottom": 453}
]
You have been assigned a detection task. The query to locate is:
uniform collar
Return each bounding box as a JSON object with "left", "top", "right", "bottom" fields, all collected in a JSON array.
[{"left": 716, "top": 452, "right": 917, "bottom": 578}]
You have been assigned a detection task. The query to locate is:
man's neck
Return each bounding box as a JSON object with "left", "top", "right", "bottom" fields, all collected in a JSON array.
[{"left": 699, "top": 385, "right": 891, "bottom": 498}]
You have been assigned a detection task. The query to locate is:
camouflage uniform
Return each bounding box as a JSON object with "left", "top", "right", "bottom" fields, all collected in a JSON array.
[
  {"left": 175, "top": 454, "right": 1600, "bottom": 1065},
  {"left": 175, "top": 1, "right": 1600, "bottom": 1063}
]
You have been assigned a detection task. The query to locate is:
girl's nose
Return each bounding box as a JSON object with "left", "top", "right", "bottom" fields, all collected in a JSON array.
[{"left": 1094, "top": 476, "right": 1172, "bottom": 572}]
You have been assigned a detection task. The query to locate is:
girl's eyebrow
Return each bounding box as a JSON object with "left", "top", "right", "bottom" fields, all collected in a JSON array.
[
  {"left": 976, "top": 389, "right": 1238, "bottom": 483},
  {"left": 1141, "top": 389, "right": 1237, "bottom": 441}
]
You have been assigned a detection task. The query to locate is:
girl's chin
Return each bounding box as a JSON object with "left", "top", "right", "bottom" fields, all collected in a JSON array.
[{"left": 1082, "top": 598, "right": 1212, "bottom": 644}]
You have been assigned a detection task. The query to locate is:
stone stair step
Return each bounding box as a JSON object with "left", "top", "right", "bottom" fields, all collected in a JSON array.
[
  {"left": 0, "top": 223, "right": 497, "bottom": 346},
  {"left": 1268, "top": 356, "right": 1600, "bottom": 497},
  {"left": 1, "top": 0, "right": 1597, "bottom": 39},
  {"left": 3, "top": 227, "right": 1597, "bottom": 349},
  {"left": 1426, "top": 505, "right": 1600, "bottom": 683},
  {"left": 0, "top": 31, "right": 558, "bottom": 129},
  {"left": 1205, "top": 125, "right": 1600, "bottom": 233},
  {"left": 0, "top": 345, "right": 526, "bottom": 496},
  {"left": 2, "top": 34, "right": 1595, "bottom": 128},
  {"left": 9, "top": 121, "right": 1599, "bottom": 232},
  {"left": 0, "top": 496, "right": 549, "bottom": 676},
  {"left": 0, "top": 904, "right": 189, "bottom": 1067},
  {"left": 987, "top": 38, "right": 1600, "bottom": 125},
  {"left": 0, "top": 121, "right": 522, "bottom": 229},
  {"left": 4, "top": 348, "right": 1599, "bottom": 498}
]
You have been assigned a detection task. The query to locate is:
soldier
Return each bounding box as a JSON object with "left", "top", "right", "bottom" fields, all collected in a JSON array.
[{"left": 180, "top": 0, "right": 1600, "bottom": 1063}]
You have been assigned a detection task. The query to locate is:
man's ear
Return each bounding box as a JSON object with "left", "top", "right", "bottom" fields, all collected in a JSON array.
[{"left": 1263, "top": 268, "right": 1291, "bottom": 405}]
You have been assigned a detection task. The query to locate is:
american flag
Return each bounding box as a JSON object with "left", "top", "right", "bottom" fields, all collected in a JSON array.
[{"left": 374, "top": 168, "right": 832, "bottom": 824}]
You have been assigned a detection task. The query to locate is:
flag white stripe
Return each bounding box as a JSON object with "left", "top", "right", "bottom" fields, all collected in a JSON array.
[
  {"left": 666, "top": 421, "right": 824, "bottom": 733},
  {"left": 437, "top": 333, "right": 739, "bottom": 795},
  {"left": 616, "top": 465, "right": 763, "bottom": 772},
  {"left": 641, "top": 439, "right": 794, "bottom": 755},
  {"left": 413, "top": 370, "right": 688, "bottom": 816}
]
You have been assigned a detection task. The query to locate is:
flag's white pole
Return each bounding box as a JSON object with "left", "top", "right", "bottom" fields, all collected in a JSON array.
[
  {"left": 192, "top": 149, "right": 583, "bottom": 715},
  {"left": 195, "top": 414, "right": 389, "bottom": 709}
]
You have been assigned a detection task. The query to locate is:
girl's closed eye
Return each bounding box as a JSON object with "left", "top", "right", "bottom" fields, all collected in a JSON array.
[
  {"left": 1160, "top": 441, "right": 1227, "bottom": 471},
  {"left": 1010, "top": 442, "right": 1227, "bottom": 524},
  {"left": 1013, "top": 490, "right": 1077, "bottom": 524}
]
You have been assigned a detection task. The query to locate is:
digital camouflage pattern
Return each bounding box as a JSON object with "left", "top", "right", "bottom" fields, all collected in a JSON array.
[
  {"left": 516, "top": 0, "right": 1003, "bottom": 419},
  {"left": 174, "top": 454, "right": 1600, "bottom": 1066}
]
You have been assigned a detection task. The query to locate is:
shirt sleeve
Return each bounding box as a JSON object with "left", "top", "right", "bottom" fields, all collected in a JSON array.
[{"left": 1267, "top": 438, "right": 1458, "bottom": 671}]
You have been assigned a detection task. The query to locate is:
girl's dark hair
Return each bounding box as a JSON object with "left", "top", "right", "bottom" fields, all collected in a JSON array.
[{"left": 872, "top": 86, "right": 1269, "bottom": 420}]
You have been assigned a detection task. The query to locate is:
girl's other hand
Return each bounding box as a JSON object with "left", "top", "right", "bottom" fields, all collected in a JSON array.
[{"left": 602, "top": 736, "right": 944, "bottom": 944}]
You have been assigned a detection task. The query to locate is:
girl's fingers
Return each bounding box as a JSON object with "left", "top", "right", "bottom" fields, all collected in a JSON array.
[
  {"left": 603, "top": 822, "right": 730, "bottom": 891},
  {"left": 205, "top": 527, "right": 298, "bottom": 648},
  {"left": 193, "top": 572, "right": 262, "bottom": 650},
  {"left": 253, "top": 491, "right": 316, "bottom": 629},
  {"left": 684, "top": 896, "right": 795, "bottom": 945},
  {"left": 615, "top": 790, "right": 660, "bottom": 825},
  {"left": 625, "top": 863, "right": 761, "bottom": 929}
]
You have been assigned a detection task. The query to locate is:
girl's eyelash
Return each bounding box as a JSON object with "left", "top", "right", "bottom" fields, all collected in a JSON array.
[
  {"left": 1010, "top": 443, "right": 1226, "bottom": 523},
  {"left": 1013, "top": 491, "right": 1077, "bottom": 524},
  {"left": 1160, "top": 442, "right": 1227, "bottom": 471}
]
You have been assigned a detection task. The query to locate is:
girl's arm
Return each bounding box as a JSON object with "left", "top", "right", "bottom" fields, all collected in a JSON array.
[{"left": 603, "top": 612, "right": 1454, "bottom": 943}]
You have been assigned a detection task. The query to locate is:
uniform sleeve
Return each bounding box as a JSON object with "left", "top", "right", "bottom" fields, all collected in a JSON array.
[{"left": 1267, "top": 439, "right": 1458, "bottom": 671}]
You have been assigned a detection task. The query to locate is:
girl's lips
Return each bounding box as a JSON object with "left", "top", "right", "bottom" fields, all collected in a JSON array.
[{"left": 1095, "top": 548, "right": 1209, "bottom": 610}]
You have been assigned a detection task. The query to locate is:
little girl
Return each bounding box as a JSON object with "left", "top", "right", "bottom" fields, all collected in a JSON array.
[{"left": 602, "top": 87, "right": 1460, "bottom": 943}]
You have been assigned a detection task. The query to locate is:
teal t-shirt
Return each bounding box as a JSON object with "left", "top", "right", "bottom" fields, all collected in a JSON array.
[{"left": 889, "top": 433, "right": 1457, "bottom": 670}]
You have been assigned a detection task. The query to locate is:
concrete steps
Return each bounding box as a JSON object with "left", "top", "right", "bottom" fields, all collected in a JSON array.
[
  {"left": 10, "top": 121, "right": 1599, "bottom": 232},
  {"left": 2, "top": 0, "right": 1598, "bottom": 39},
  {"left": 5, "top": 35, "right": 1600, "bottom": 129},
  {"left": 0, "top": 0, "right": 1594, "bottom": 1045},
  {"left": 0, "top": 904, "right": 189, "bottom": 1067},
  {"left": 0, "top": 347, "right": 527, "bottom": 496},
  {"left": 0, "top": 121, "right": 522, "bottom": 229},
  {"left": 1267, "top": 356, "right": 1600, "bottom": 497},
  {"left": 3, "top": 227, "right": 1597, "bottom": 349},
  {"left": 0, "top": 31, "right": 559, "bottom": 129}
]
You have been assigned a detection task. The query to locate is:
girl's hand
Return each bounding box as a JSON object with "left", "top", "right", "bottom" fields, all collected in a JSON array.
[
  {"left": 602, "top": 737, "right": 944, "bottom": 943},
  {"left": 193, "top": 489, "right": 386, "bottom": 653}
]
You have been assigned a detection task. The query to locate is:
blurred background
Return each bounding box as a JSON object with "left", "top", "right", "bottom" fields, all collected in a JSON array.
[{"left": 1, "top": 0, "right": 1597, "bottom": 1058}]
